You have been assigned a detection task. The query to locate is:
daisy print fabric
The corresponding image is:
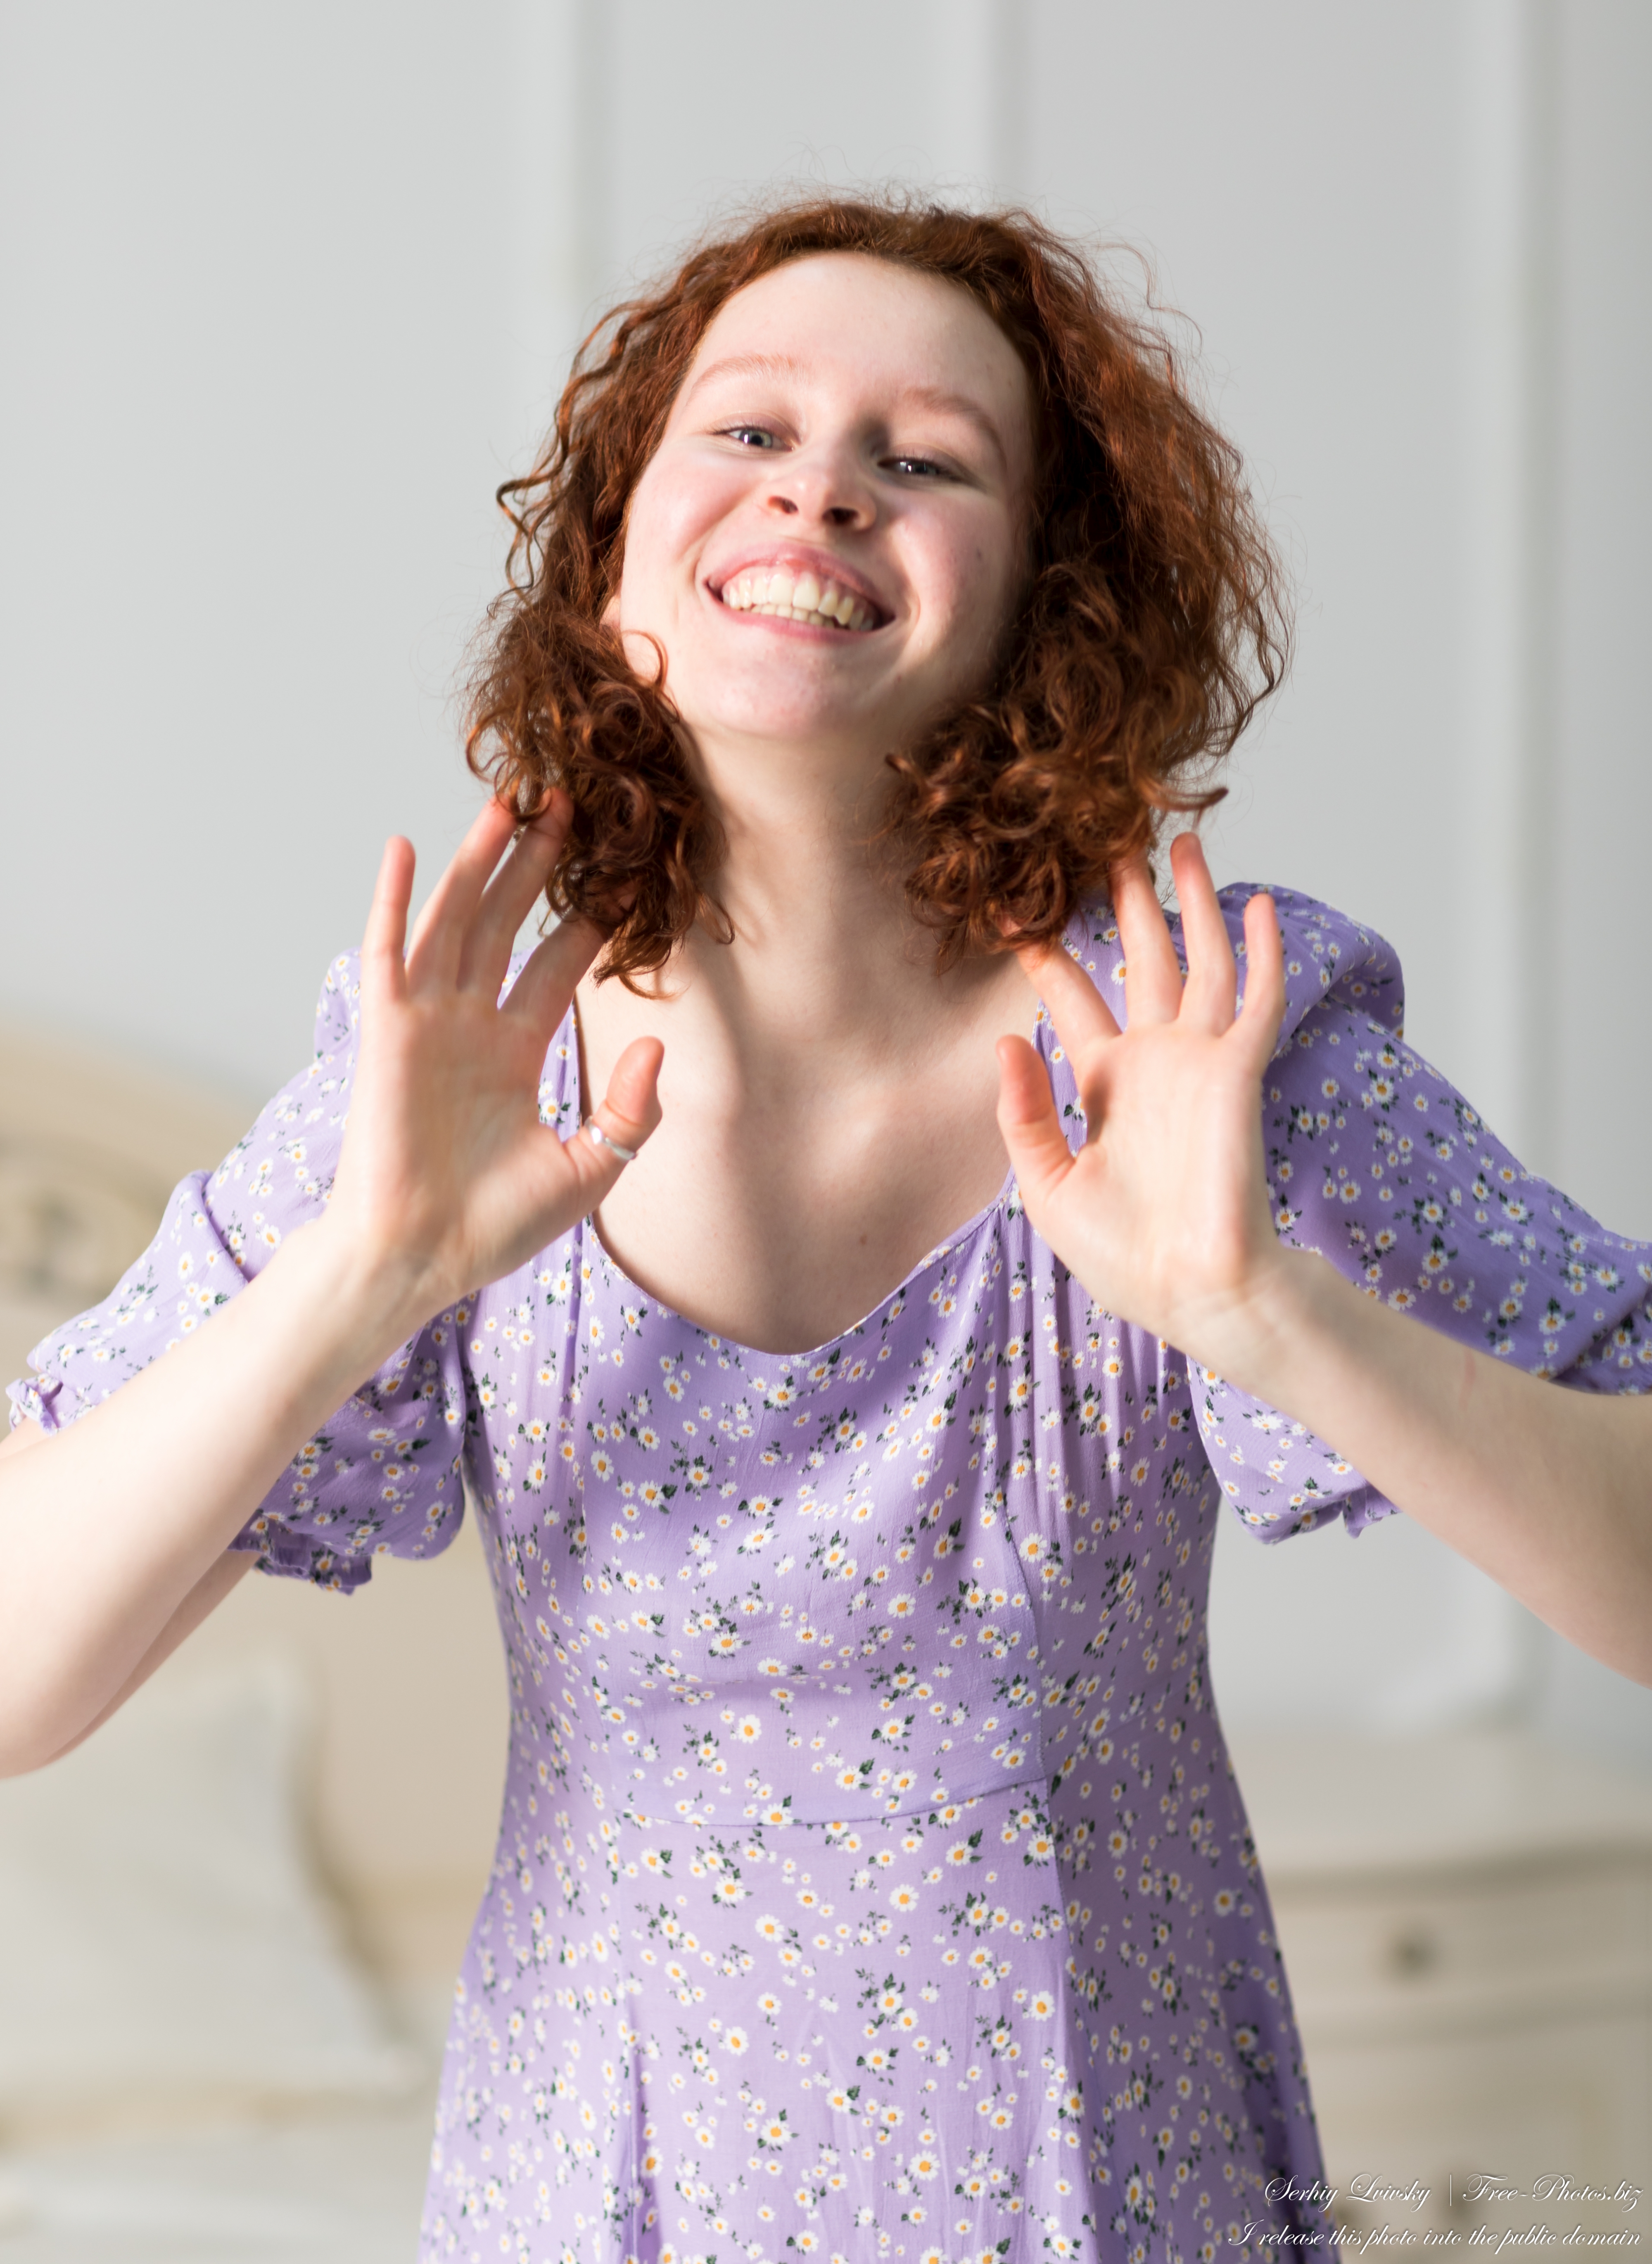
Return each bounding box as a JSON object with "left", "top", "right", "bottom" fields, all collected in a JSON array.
[{"left": 12, "top": 890, "right": 1650, "bottom": 2264}]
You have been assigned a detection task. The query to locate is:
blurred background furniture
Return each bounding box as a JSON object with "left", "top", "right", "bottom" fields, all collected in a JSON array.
[
  {"left": 0, "top": 1018, "right": 507, "bottom": 2259},
  {"left": 1237, "top": 1730, "right": 1652, "bottom": 2239},
  {"left": 0, "top": 1018, "right": 511, "bottom": 2041}
]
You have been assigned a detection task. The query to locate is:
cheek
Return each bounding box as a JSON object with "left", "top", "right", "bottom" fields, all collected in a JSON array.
[
  {"left": 619, "top": 455, "right": 745, "bottom": 619},
  {"left": 926, "top": 513, "right": 1023, "bottom": 646},
  {"left": 614, "top": 476, "right": 671, "bottom": 618}
]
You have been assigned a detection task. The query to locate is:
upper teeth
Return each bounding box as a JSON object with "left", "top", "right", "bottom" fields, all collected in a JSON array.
[{"left": 718, "top": 567, "right": 876, "bottom": 631}]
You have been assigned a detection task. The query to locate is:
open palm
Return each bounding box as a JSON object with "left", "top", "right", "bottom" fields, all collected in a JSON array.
[
  {"left": 322, "top": 794, "right": 662, "bottom": 1333},
  {"left": 996, "top": 833, "right": 1287, "bottom": 1374}
]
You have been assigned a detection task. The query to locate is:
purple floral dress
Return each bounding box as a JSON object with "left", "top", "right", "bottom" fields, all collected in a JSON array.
[{"left": 13, "top": 890, "right": 1652, "bottom": 2264}]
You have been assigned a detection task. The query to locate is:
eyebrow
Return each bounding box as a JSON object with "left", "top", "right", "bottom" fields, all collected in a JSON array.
[
  {"left": 899, "top": 383, "right": 1012, "bottom": 477},
  {"left": 681, "top": 355, "right": 1014, "bottom": 477},
  {"left": 680, "top": 353, "right": 810, "bottom": 401}
]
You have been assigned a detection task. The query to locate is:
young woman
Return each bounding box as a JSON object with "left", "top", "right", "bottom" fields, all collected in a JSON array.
[{"left": 3, "top": 198, "right": 1648, "bottom": 2264}]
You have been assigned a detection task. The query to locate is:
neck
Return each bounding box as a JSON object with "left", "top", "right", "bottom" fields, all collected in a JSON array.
[{"left": 672, "top": 725, "right": 947, "bottom": 1061}]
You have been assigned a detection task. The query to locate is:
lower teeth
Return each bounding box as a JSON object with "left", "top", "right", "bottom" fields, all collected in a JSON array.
[{"left": 753, "top": 602, "right": 850, "bottom": 628}]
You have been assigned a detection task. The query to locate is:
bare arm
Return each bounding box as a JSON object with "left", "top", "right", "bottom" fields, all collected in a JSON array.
[
  {"left": 996, "top": 833, "right": 1652, "bottom": 1686},
  {"left": 0, "top": 1229, "right": 418, "bottom": 1775},
  {"left": 1206, "top": 1246, "right": 1652, "bottom": 1679},
  {"left": 1, "top": 1414, "right": 256, "bottom": 1763},
  {"left": 0, "top": 794, "right": 662, "bottom": 1775}
]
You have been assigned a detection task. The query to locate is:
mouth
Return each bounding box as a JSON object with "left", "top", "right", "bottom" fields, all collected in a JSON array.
[{"left": 711, "top": 561, "right": 885, "bottom": 634}]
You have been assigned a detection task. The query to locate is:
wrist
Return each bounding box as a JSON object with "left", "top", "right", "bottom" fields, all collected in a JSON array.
[
  {"left": 261, "top": 1215, "right": 446, "bottom": 1382},
  {"left": 1163, "top": 1245, "right": 1339, "bottom": 1403}
]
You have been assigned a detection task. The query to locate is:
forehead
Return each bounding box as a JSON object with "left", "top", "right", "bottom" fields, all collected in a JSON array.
[{"left": 674, "top": 252, "right": 1033, "bottom": 468}]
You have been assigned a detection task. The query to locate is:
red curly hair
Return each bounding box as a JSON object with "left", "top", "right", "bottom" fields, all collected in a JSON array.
[{"left": 465, "top": 193, "right": 1288, "bottom": 983}]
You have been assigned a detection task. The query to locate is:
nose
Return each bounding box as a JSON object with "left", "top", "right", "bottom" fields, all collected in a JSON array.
[{"left": 763, "top": 442, "right": 873, "bottom": 531}]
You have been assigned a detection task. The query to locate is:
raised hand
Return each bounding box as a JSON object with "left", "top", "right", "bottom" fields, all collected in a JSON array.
[
  {"left": 995, "top": 832, "right": 1286, "bottom": 1375},
  {"left": 322, "top": 792, "right": 662, "bottom": 1335}
]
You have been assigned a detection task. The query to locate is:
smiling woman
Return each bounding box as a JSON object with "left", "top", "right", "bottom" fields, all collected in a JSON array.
[
  {"left": 3, "top": 191, "right": 1650, "bottom": 2264},
  {"left": 465, "top": 199, "right": 1284, "bottom": 983}
]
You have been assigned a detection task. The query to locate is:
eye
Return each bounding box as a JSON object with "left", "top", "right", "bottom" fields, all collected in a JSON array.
[
  {"left": 719, "top": 424, "right": 782, "bottom": 450},
  {"left": 886, "top": 455, "right": 948, "bottom": 480}
]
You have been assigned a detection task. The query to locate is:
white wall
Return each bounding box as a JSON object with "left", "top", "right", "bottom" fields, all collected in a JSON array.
[
  {"left": 1552, "top": 1, "right": 1652, "bottom": 1236},
  {"left": 4, "top": 1, "right": 1649, "bottom": 1761},
  {"left": 0, "top": 3, "right": 525, "bottom": 1096}
]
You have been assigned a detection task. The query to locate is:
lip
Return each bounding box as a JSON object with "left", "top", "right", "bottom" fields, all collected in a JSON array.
[{"left": 704, "top": 545, "right": 893, "bottom": 629}]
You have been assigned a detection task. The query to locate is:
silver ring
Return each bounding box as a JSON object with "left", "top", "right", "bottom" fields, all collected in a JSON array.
[{"left": 584, "top": 1118, "right": 638, "bottom": 1165}]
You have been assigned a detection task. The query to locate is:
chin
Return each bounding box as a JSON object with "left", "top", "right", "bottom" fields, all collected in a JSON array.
[{"left": 677, "top": 675, "right": 885, "bottom": 754}]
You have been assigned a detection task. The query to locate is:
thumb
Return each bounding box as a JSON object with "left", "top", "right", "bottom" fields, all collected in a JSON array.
[
  {"left": 598, "top": 1036, "right": 665, "bottom": 1146},
  {"left": 562, "top": 1036, "right": 665, "bottom": 1206},
  {"left": 996, "top": 1035, "right": 1078, "bottom": 1217}
]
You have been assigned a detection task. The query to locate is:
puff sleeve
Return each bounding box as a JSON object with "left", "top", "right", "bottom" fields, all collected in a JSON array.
[
  {"left": 1192, "top": 890, "right": 1652, "bottom": 1540},
  {"left": 5, "top": 954, "right": 473, "bottom": 1590}
]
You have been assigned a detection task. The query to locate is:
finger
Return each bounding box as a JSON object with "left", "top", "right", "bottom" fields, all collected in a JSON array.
[
  {"left": 996, "top": 1034, "right": 1079, "bottom": 1215},
  {"left": 1169, "top": 833, "right": 1238, "bottom": 1034},
  {"left": 499, "top": 912, "right": 607, "bottom": 1037},
  {"left": 1111, "top": 855, "right": 1184, "bottom": 1026},
  {"left": 1234, "top": 890, "right": 1286, "bottom": 1066},
  {"left": 560, "top": 1037, "right": 665, "bottom": 1204},
  {"left": 404, "top": 798, "right": 520, "bottom": 988},
  {"left": 1014, "top": 937, "right": 1121, "bottom": 1054},
  {"left": 360, "top": 838, "right": 413, "bottom": 1008},
  {"left": 593, "top": 1036, "right": 665, "bottom": 1147},
  {"left": 458, "top": 793, "right": 572, "bottom": 998}
]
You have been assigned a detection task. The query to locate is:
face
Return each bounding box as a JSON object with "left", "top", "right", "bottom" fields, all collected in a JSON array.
[{"left": 613, "top": 252, "right": 1035, "bottom": 777}]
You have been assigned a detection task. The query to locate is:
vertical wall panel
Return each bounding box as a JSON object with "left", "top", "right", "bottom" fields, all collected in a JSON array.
[
  {"left": 1454, "top": 0, "right": 1561, "bottom": 1173},
  {"left": 1551, "top": 0, "right": 1652, "bottom": 1237},
  {"left": 1529, "top": 0, "right": 1652, "bottom": 1767}
]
